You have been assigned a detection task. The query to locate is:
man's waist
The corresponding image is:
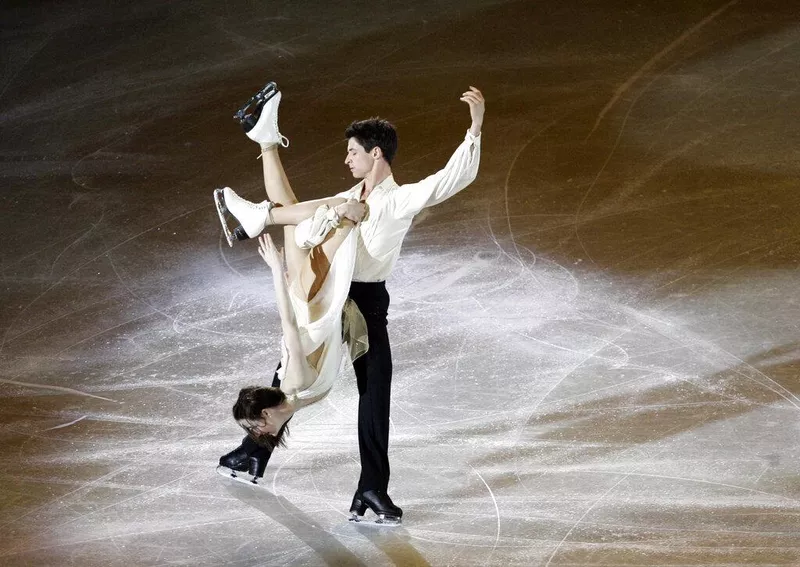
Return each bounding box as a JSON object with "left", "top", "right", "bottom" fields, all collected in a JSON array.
[{"left": 350, "top": 280, "right": 386, "bottom": 286}]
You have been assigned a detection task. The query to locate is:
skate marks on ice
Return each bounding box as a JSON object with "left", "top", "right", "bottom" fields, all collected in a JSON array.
[
  {"left": 0, "top": 198, "right": 222, "bottom": 362},
  {"left": 386, "top": 229, "right": 800, "bottom": 563},
  {"left": 571, "top": 3, "right": 800, "bottom": 268},
  {"left": 2, "top": 0, "right": 800, "bottom": 564},
  {"left": 218, "top": 473, "right": 430, "bottom": 567},
  {"left": 586, "top": 0, "right": 740, "bottom": 138}
]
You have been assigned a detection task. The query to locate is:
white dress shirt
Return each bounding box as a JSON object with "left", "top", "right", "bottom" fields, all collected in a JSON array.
[{"left": 336, "top": 130, "right": 481, "bottom": 282}]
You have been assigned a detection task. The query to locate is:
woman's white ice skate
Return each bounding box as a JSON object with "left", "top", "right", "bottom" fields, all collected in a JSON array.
[
  {"left": 213, "top": 187, "right": 275, "bottom": 247},
  {"left": 233, "top": 81, "right": 289, "bottom": 147}
]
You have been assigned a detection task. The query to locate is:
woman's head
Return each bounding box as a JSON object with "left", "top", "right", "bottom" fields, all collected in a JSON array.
[{"left": 232, "top": 386, "right": 290, "bottom": 449}]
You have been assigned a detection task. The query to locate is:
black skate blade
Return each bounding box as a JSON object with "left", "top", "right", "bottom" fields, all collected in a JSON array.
[
  {"left": 233, "top": 81, "right": 278, "bottom": 123},
  {"left": 213, "top": 188, "right": 236, "bottom": 247}
]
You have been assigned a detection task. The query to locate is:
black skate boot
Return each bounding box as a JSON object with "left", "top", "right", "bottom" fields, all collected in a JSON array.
[
  {"left": 233, "top": 81, "right": 288, "bottom": 147},
  {"left": 218, "top": 436, "right": 271, "bottom": 484},
  {"left": 349, "top": 490, "right": 403, "bottom": 525}
]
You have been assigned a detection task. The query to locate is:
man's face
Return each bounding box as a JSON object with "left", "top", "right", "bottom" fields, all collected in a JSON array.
[{"left": 345, "top": 138, "right": 374, "bottom": 179}]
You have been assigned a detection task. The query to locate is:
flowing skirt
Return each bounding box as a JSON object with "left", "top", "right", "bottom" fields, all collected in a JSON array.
[{"left": 279, "top": 228, "right": 368, "bottom": 400}]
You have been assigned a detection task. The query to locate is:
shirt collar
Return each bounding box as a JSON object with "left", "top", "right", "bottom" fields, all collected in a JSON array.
[
  {"left": 374, "top": 174, "right": 396, "bottom": 191},
  {"left": 353, "top": 174, "right": 396, "bottom": 199}
]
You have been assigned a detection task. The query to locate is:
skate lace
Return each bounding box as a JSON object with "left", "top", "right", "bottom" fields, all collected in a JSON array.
[
  {"left": 239, "top": 196, "right": 274, "bottom": 223},
  {"left": 249, "top": 200, "right": 273, "bottom": 211},
  {"left": 229, "top": 189, "right": 273, "bottom": 212},
  {"left": 273, "top": 99, "right": 289, "bottom": 147}
]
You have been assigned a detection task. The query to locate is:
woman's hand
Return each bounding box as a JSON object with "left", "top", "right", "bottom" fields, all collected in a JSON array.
[{"left": 258, "top": 233, "right": 284, "bottom": 270}]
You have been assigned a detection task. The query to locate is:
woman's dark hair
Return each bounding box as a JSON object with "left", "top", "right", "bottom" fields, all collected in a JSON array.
[
  {"left": 233, "top": 386, "right": 290, "bottom": 449},
  {"left": 345, "top": 117, "right": 398, "bottom": 164}
]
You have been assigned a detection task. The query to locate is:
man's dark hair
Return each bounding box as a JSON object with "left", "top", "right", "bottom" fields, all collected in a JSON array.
[{"left": 345, "top": 118, "right": 398, "bottom": 165}]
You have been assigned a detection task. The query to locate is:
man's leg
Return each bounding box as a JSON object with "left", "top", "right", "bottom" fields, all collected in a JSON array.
[{"left": 347, "top": 281, "right": 402, "bottom": 521}]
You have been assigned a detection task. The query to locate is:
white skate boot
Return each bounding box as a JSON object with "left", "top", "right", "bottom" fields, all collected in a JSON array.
[
  {"left": 213, "top": 187, "right": 275, "bottom": 247},
  {"left": 233, "top": 81, "right": 289, "bottom": 147}
]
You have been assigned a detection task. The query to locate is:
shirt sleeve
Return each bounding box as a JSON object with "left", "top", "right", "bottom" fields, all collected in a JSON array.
[{"left": 389, "top": 130, "right": 481, "bottom": 219}]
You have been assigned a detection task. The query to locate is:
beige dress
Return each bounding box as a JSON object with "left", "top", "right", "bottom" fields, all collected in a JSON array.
[{"left": 276, "top": 228, "right": 368, "bottom": 399}]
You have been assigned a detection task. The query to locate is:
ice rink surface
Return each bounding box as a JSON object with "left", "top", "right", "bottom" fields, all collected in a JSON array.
[{"left": 1, "top": 0, "right": 799, "bottom": 565}]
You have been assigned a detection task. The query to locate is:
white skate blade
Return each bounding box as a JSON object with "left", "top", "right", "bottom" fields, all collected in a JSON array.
[
  {"left": 215, "top": 465, "right": 267, "bottom": 487},
  {"left": 213, "top": 188, "right": 236, "bottom": 247}
]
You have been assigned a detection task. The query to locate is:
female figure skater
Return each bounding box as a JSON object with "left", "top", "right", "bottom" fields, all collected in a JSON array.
[{"left": 214, "top": 84, "right": 368, "bottom": 451}]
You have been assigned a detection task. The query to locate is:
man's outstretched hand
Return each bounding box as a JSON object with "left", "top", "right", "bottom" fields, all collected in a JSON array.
[{"left": 461, "top": 86, "right": 485, "bottom": 137}]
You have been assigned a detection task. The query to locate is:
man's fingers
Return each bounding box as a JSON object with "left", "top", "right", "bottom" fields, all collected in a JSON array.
[
  {"left": 460, "top": 92, "right": 484, "bottom": 105},
  {"left": 463, "top": 87, "right": 483, "bottom": 98}
]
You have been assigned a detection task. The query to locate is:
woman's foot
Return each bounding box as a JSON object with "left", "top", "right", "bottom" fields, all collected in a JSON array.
[
  {"left": 218, "top": 437, "right": 271, "bottom": 479},
  {"left": 214, "top": 187, "right": 275, "bottom": 246},
  {"left": 233, "top": 81, "right": 289, "bottom": 148}
]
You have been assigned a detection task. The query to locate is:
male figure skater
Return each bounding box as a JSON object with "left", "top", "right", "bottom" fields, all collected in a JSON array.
[{"left": 218, "top": 82, "right": 485, "bottom": 523}]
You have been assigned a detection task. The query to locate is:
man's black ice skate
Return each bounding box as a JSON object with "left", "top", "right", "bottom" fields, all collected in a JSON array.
[
  {"left": 213, "top": 187, "right": 274, "bottom": 247},
  {"left": 233, "top": 81, "right": 288, "bottom": 146},
  {"left": 349, "top": 490, "right": 403, "bottom": 525}
]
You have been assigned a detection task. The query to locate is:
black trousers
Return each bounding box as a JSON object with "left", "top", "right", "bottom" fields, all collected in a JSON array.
[{"left": 348, "top": 281, "right": 392, "bottom": 494}]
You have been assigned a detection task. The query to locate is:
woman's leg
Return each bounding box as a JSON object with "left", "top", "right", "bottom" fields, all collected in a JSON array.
[
  {"left": 295, "top": 221, "right": 356, "bottom": 302},
  {"left": 259, "top": 145, "right": 297, "bottom": 206},
  {"left": 259, "top": 145, "right": 348, "bottom": 218},
  {"left": 259, "top": 145, "right": 347, "bottom": 282},
  {"left": 269, "top": 198, "right": 349, "bottom": 226}
]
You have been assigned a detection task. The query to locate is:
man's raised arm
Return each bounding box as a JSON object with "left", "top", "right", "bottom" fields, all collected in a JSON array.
[{"left": 391, "top": 87, "right": 485, "bottom": 218}]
